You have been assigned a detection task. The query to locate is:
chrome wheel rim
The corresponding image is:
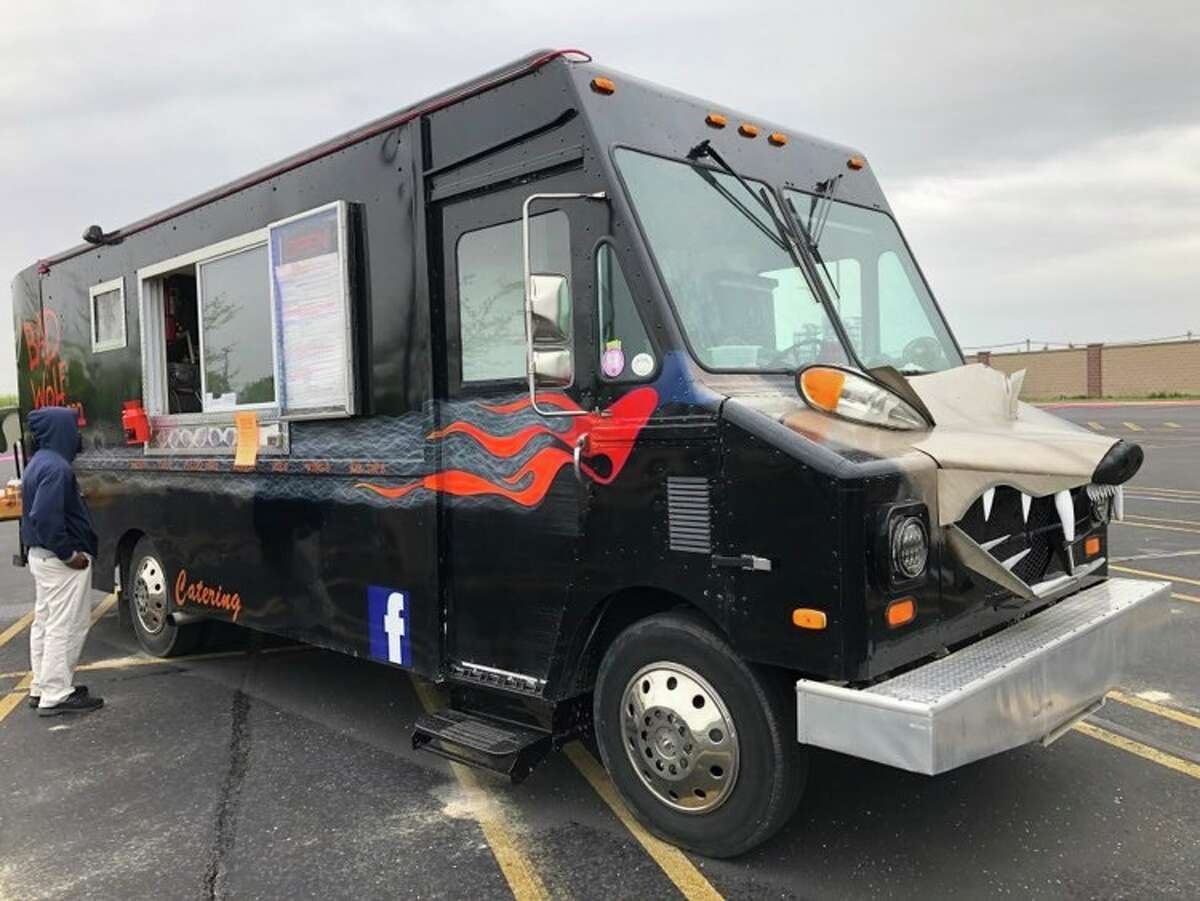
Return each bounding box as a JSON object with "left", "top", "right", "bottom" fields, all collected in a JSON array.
[
  {"left": 620, "top": 661, "right": 739, "bottom": 814},
  {"left": 133, "top": 556, "right": 167, "bottom": 635}
]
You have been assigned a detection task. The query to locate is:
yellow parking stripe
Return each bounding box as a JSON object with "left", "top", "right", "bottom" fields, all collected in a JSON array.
[
  {"left": 1164, "top": 422, "right": 1181, "bottom": 429},
  {"left": 410, "top": 679, "right": 550, "bottom": 901},
  {"left": 1110, "top": 564, "right": 1200, "bottom": 589},
  {"left": 1172, "top": 592, "right": 1200, "bottom": 605},
  {"left": 0, "top": 673, "right": 33, "bottom": 724},
  {"left": 1122, "top": 421, "right": 1144, "bottom": 432},
  {"left": 0, "top": 645, "right": 313, "bottom": 680},
  {"left": 1128, "top": 485, "right": 1200, "bottom": 497},
  {"left": 0, "top": 612, "right": 34, "bottom": 651},
  {"left": 1073, "top": 721, "right": 1200, "bottom": 780},
  {"left": 1126, "top": 513, "right": 1200, "bottom": 527},
  {"left": 90, "top": 592, "right": 118, "bottom": 624},
  {"left": 565, "top": 743, "right": 723, "bottom": 901},
  {"left": 1109, "top": 690, "right": 1200, "bottom": 731},
  {"left": 0, "top": 593, "right": 115, "bottom": 654},
  {"left": 1112, "top": 520, "right": 1200, "bottom": 536},
  {"left": 1086, "top": 421, "right": 1104, "bottom": 431}
]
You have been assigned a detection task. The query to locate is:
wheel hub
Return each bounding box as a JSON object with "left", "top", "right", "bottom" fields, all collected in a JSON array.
[
  {"left": 133, "top": 556, "right": 167, "bottom": 635},
  {"left": 621, "top": 662, "right": 739, "bottom": 814}
]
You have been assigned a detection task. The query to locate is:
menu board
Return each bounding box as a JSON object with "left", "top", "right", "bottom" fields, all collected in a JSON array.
[{"left": 268, "top": 202, "right": 356, "bottom": 418}]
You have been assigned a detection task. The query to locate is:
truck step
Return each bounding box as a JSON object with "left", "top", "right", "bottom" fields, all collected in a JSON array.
[{"left": 412, "top": 709, "right": 552, "bottom": 783}]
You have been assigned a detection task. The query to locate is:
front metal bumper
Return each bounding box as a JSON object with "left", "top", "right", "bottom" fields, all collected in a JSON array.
[{"left": 795, "top": 578, "right": 1170, "bottom": 775}]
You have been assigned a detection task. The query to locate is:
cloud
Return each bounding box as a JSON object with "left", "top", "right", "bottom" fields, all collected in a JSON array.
[{"left": 891, "top": 125, "right": 1200, "bottom": 347}]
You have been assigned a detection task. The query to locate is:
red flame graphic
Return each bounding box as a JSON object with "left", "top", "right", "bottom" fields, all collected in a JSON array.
[{"left": 356, "top": 387, "right": 658, "bottom": 507}]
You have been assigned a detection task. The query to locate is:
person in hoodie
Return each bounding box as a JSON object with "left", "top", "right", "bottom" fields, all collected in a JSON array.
[{"left": 20, "top": 407, "right": 103, "bottom": 716}]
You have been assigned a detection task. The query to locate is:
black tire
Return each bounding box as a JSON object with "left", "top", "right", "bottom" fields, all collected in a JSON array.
[
  {"left": 593, "top": 611, "right": 807, "bottom": 858},
  {"left": 126, "top": 536, "right": 207, "bottom": 657}
]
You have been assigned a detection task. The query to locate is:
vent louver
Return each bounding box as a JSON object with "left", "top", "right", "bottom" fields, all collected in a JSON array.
[{"left": 667, "top": 477, "right": 712, "bottom": 554}]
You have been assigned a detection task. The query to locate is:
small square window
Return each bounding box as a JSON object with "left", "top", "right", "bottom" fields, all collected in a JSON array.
[{"left": 90, "top": 277, "right": 126, "bottom": 352}]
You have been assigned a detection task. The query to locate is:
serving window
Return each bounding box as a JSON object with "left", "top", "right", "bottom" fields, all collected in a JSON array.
[{"left": 137, "top": 201, "right": 357, "bottom": 454}]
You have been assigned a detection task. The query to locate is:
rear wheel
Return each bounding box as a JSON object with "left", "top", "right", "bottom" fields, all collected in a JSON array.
[
  {"left": 126, "top": 537, "right": 206, "bottom": 657},
  {"left": 593, "top": 612, "right": 807, "bottom": 858}
]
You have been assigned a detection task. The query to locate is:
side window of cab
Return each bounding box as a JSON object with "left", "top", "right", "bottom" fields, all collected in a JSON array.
[{"left": 595, "top": 242, "right": 656, "bottom": 382}]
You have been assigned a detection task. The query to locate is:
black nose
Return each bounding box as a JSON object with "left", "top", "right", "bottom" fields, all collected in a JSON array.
[{"left": 1091, "top": 440, "right": 1144, "bottom": 485}]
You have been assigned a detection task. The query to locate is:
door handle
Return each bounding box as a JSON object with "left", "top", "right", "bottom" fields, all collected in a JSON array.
[{"left": 573, "top": 433, "right": 589, "bottom": 484}]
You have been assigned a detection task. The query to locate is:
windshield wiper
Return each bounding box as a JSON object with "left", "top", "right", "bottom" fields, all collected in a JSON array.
[
  {"left": 687, "top": 140, "right": 864, "bottom": 369},
  {"left": 689, "top": 166, "right": 789, "bottom": 254},
  {"left": 688, "top": 140, "right": 811, "bottom": 281},
  {"left": 806, "top": 174, "right": 842, "bottom": 250}
]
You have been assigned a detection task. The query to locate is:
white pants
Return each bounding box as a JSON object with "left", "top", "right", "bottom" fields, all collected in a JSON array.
[{"left": 28, "top": 553, "right": 93, "bottom": 707}]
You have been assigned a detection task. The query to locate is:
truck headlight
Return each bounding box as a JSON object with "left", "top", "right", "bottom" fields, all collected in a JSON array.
[
  {"left": 891, "top": 516, "right": 929, "bottom": 580},
  {"left": 797, "top": 365, "right": 931, "bottom": 431}
]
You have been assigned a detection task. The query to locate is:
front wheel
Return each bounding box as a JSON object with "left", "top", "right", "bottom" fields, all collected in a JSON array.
[
  {"left": 126, "top": 537, "right": 207, "bottom": 657},
  {"left": 593, "top": 612, "right": 807, "bottom": 858}
]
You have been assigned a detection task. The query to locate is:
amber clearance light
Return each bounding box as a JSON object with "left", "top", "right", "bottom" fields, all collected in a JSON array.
[
  {"left": 590, "top": 76, "right": 616, "bottom": 95},
  {"left": 886, "top": 598, "right": 916, "bottom": 628},
  {"left": 792, "top": 608, "right": 828, "bottom": 630},
  {"left": 738, "top": 123, "right": 760, "bottom": 138},
  {"left": 705, "top": 113, "right": 728, "bottom": 129}
]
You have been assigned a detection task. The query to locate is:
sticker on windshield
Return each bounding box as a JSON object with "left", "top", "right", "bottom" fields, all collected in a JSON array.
[
  {"left": 631, "top": 352, "right": 655, "bottom": 377},
  {"left": 602, "top": 341, "right": 625, "bottom": 378}
]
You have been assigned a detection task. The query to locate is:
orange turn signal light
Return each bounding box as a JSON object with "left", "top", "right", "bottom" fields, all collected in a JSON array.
[
  {"left": 705, "top": 113, "right": 727, "bottom": 129},
  {"left": 792, "top": 608, "right": 828, "bottom": 631},
  {"left": 886, "top": 597, "right": 916, "bottom": 628},
  {"left": 1084, "top": 536, "right": 1101, "bottom": 557},
  {"left": 590, "top": 77, "right": 616, "bottom": 95},
  {"left": 800, "top": 367, "right": 846, "bottom": 413},
  {"left": 847, "top": 156, "right": 866, "bottom": 171},
  {"left": 768, "top": 132, "right": 788, "bottom": 147},
  {"left": 738, "top": 123, "right": 759, "bottom": 138}
]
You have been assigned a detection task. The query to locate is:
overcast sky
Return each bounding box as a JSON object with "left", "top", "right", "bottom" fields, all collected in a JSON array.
[{"left": 3, "top": 1, "right": 1198, "bottom": 393}]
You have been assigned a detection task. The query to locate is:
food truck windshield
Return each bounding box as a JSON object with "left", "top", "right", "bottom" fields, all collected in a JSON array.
[{"left": 616, "top": 147, "right": 963, "bottom": 375}]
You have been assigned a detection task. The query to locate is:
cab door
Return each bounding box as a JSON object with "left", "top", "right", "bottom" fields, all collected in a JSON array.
[{"left": 432, "top": 171, "right": 607, "bottom": 687}]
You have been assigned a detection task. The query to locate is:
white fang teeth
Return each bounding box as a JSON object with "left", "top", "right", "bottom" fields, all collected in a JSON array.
[
  {"left": 982, "top": 487, "right": 995, "bottom": 522},
  {"left": 1054, "top": 490, "right": 1076, "bottom": 543},
  {"left": 1001, "top": 548, "right": 1031, "bottom": 570},
  {"left": 1021, "top": 492, "right": 1032, "bottom": 523},
  {"left": 1113, "top": 486, "right": 1124, "bottom": 521}
]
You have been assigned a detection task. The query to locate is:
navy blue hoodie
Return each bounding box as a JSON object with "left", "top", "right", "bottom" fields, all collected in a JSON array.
[{"left": 20, "top": 407, "right": 98, "bottom": 561}]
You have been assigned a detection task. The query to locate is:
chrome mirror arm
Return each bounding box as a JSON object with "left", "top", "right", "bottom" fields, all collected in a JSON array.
[{"left": 522, "top": 191, "right": 606, "bottom": 418}]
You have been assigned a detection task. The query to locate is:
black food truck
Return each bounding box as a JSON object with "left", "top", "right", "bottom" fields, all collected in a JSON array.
[{"left": 12, "top": 49, "right": 1168, "bottom": 857}]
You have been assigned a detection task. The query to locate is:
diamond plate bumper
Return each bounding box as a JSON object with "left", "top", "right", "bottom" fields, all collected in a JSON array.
[{"left": 795, "top": 578, "right": 1170, "bottom": 775}]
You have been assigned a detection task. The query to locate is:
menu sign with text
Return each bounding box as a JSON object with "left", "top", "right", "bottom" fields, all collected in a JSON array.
[{"left": 269, "top": 203, "right": 354, "bottom": 417}]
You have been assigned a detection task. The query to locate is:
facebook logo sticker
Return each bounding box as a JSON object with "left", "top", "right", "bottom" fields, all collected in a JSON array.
[{"left": 367, "top": 586, "right": 410, "bottom": 667}]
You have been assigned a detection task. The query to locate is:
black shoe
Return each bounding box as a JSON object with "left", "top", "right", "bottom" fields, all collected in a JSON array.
[
  {"left": 37, "top": 693, "right": 103, "bottom": 717},
  {"left": 28, "top": 685, "right": 88, "bottom": 709}
]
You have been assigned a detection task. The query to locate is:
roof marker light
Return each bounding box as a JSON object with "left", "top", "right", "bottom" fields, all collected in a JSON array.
[
  {"left": 705, "top": 113, "right": 727, "bottom": 128},
  {"left": 590, "top": 77, "right": 616, "bottom": 95},
  {"left": 847, "top": 156, "right": 866, "bottom": 170},
  {"left": 768, "top": 132, "right": 788, "bottom": 146},
  {"left": 738, "top": 123, "right": 759, "bottom": 138}
]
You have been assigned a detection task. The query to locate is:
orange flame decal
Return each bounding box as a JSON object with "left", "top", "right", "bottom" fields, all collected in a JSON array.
[{"left": 356, "top": 388, "right": 658, "bottom": 507}]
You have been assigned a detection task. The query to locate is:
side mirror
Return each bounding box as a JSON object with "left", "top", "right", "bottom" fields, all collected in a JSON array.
[
  {"left": 521, "top": 190, "right": 605, "bottom": 417},
  {"left": 529, "top": 274, "right": 570, "bottom": 343},
  {"left": 532, "top": 347, "right": 573, "bottom": 387},
  {"left": 527, "top": 272, "right": 572, "bottom": 387}
]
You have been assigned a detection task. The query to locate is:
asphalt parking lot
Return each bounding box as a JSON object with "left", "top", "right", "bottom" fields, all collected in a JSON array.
[{"left": 1, "top": 402, "right": 1197, "bottom": 900}]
